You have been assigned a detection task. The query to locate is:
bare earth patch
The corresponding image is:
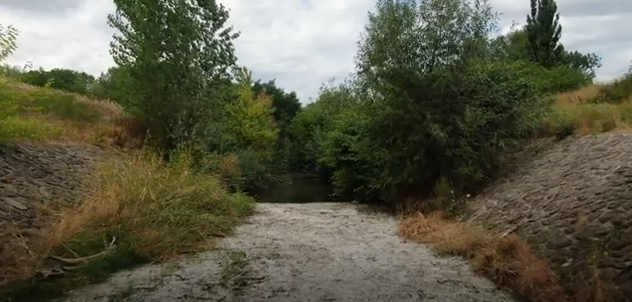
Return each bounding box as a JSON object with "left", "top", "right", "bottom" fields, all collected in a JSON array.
[{"left": 54, "top": 203, "right": 516, "bottom": 302}]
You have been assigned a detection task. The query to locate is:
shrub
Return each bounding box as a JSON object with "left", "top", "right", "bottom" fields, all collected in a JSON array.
[
  {"left": 302, "top": 0, "right": 551, "bottom": 204},
  {"left": 20, "top": 68, "right": 96, "bottom": 95},
  {"left": 590, "top": 65, "right": 632, "bottom": 104}
]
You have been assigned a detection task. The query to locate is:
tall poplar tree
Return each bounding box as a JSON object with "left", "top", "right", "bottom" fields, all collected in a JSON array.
[{"left": 525, "top": 0, "right": 565, "bottom": 68}]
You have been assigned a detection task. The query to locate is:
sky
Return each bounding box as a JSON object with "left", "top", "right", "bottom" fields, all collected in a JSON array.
[{"left": 1, "top": 0, "right": 631, "bottom": 103}]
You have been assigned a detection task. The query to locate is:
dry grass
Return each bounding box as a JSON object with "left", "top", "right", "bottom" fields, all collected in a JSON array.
[
  {"left": 555, "top": 85, "right": 603, "bottom": 107},
  {"left": 0, "top": 150, "right": 254, "bottom": 300},
  {"left": 399, "top": 211, "right": 567, "bottom": 302},
  {"left": 543, "top": 84, "right": 632, "bottom": 135}
]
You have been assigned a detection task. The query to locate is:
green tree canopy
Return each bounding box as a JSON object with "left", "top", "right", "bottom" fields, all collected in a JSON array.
[
  {"left": 525, "top": 0, "right": 564, "bottom": 68},
  {"left": 107, "top": 0, "right": 240, "bottom": 151},
  {"left": 251, "top": 79, "right": 301, "bottom": 136}
]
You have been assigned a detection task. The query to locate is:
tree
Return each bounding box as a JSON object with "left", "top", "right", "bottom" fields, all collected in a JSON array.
[
  {"left": 525, "top": 0, "right": 565, "bottom": 68},
  {"left": 87, "top": 65, "right": 135, "bottom": 102},
  {"left": 222, "top": 67, "right": 279, "bottom": 151},
  {"left": 318, "top": 0, "right": 550, "bottom": 203},
  {"left": 563, "top": 50, "right": 601, "bottom": 79},
  {"left": 107, "top": 0, "right": 239, "bottom": 152},
  {"left": 0, "top": 21, "right": 17, "bottom": 62},
  {"left": 21, "top": 68, "right": 95, "bottom": 94},
  {"left": 0, "top": 21, "right": 19, "bottom": 122},
  {"left": 251, "top": 80, "right": 301, "bottom": 136},
  {"left": 495, "top": 25, "right": 601, "bottom": 81}
]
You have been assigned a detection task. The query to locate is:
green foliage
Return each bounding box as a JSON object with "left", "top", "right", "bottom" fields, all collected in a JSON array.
[
  {"left": 0, "top": 21, "right": 17, "bottom": 62},
  {"left": 290, "top": 0, "right": 556, "bottom": 206},
  {"left": 107, "top": 0, "right": 239, "bottom": 152},
  {"left": 251, "top": 79, "right": 301, "bottom": 137},
  {"left": 510, "top": 60, "right": 591, "bottom": 93},
  {"left": 590, "top": 65, "right": 632, "bottom": 104},
  {"left": 494, "top": 26, "right": 601, "bottom": 81},
  {"left": 0, "top": 62, "right": 29, "bottom": 79},
  {"left": 288, "top": 82, "right": 357, "bottom": 175},
  {"left": 525, "top": 0, "right": 564, "bottom": 69},
  {"left": 222, "top": 67, "right": 279, "bottom": 150},
  {"left": 213, "top": 67, "right": 287, "bottom": 189},
  {"left": 564, "top": 50, "right": 602, "bottom": 79},
  {"left": 20, "top": 68, "right": 96, "bottom": 94},
  {"left": 0, "top": 21, "right": 19, "bottom": 123},
  {"left": 86, "top": 65, "right": 134, "bottom": 102}
]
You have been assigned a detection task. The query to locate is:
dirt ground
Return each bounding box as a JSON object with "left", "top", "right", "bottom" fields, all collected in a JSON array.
[{"left": 55, "top": 203, "right": 516, "bottom": 302}]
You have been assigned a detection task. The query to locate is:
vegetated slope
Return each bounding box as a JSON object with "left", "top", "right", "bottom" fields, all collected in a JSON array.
[
  {"left": 0, "top": 73, "right": 261, "bottom": 302},
  {"left": 0, "top": 77, "right": 128, "bottom": 287},
  {"left": 466, "top": 133, "right": 632, "bottom": 301}
]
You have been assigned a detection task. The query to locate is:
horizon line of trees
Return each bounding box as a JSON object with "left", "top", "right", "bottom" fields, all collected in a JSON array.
[{"left": 4, "top": 0, "right": 630, "bottom": 208}]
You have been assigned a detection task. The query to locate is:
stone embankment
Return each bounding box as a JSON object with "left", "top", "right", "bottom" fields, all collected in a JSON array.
[
  {"left": 0, "top": 143, "right": 107, "bottom": 273},
  {"left": 467, "top": 133, "right": 632, "bottom": 300}
]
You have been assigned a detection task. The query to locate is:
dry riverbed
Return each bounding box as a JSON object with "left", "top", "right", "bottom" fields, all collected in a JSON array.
[{"left": 56, "top": 203, "right": 516, "bottom": 302}]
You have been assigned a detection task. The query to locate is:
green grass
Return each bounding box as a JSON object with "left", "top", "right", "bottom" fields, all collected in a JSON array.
[{"left": 0, "top": 78, "right": 123, "bottom": 143}]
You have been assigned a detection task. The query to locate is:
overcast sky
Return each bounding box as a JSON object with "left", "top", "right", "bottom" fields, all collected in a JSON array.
[{"left": 1, "top": 0, "right": 630, "bottom": 102}]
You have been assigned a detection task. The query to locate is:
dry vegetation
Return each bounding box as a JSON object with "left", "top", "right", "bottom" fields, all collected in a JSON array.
[
  {"left": 0, "top": 77, "right": 254, "bottom": 301},
  {"left": 398, "top": 211, "right": 567, "bottom": 302},
  {"left": 398, "top": 209, "right": 625, "bottom": 302},
  {"left": 543, "top": 83, "right": 632, "bottom": 135}
]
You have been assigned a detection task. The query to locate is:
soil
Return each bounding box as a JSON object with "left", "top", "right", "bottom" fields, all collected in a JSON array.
[
  {"left": 466, "top": 133, "right": 632, "bottom": 300},
  {"left": 54, "top": 203, "right": 516, "bottom": 302}
]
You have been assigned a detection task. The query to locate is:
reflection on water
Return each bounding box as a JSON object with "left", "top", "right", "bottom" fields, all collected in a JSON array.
[{"left": 254, "top": 174, "right": 336, "bottom": 203}]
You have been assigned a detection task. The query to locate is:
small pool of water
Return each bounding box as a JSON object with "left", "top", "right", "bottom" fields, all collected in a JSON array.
[{"left": 254, "top": 174, "right": 336, "bottom": 203}]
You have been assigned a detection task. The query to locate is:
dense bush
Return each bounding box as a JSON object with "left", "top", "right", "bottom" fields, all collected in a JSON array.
[
  {"left": 288, "top": 0, "right": 594, "bottom": 206},
  {"left": 590, "top": 65, "right": 632, "bottom": 104},
  {"left": 288, "top": 82, "right": 358, "bottom": 175},
  {"left": 20, "top": 68, "right": 95, "bottom": 94},
  {"left": 512, "top": 61, "right": 592, "bottom": 93}
]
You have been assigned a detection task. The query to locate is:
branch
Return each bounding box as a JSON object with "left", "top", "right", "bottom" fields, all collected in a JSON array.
[{"left": 49, "top": 236, "right": 117, "bottom": 265}]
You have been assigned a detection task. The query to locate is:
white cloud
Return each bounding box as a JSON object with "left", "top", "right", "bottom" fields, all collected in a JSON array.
[{"left": 1, "top": 0, "right": 631, "bottom": 102}]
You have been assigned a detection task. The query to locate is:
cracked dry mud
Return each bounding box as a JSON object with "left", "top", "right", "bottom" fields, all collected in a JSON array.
[{"left": 56, "top": 203, "right": 515, "bottom": 302}]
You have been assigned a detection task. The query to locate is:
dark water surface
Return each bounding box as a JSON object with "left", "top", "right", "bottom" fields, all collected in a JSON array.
[{"left": 254, "top": 174, "right": 336, "bottom": 203}]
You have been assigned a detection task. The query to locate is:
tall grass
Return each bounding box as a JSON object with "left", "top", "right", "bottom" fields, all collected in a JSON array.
[
  {"left": 543, "top": 79, "right": 632, "bottom": 136},
  {"left": 1, "top": 150, "right": 254, "bottom": 301}
]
